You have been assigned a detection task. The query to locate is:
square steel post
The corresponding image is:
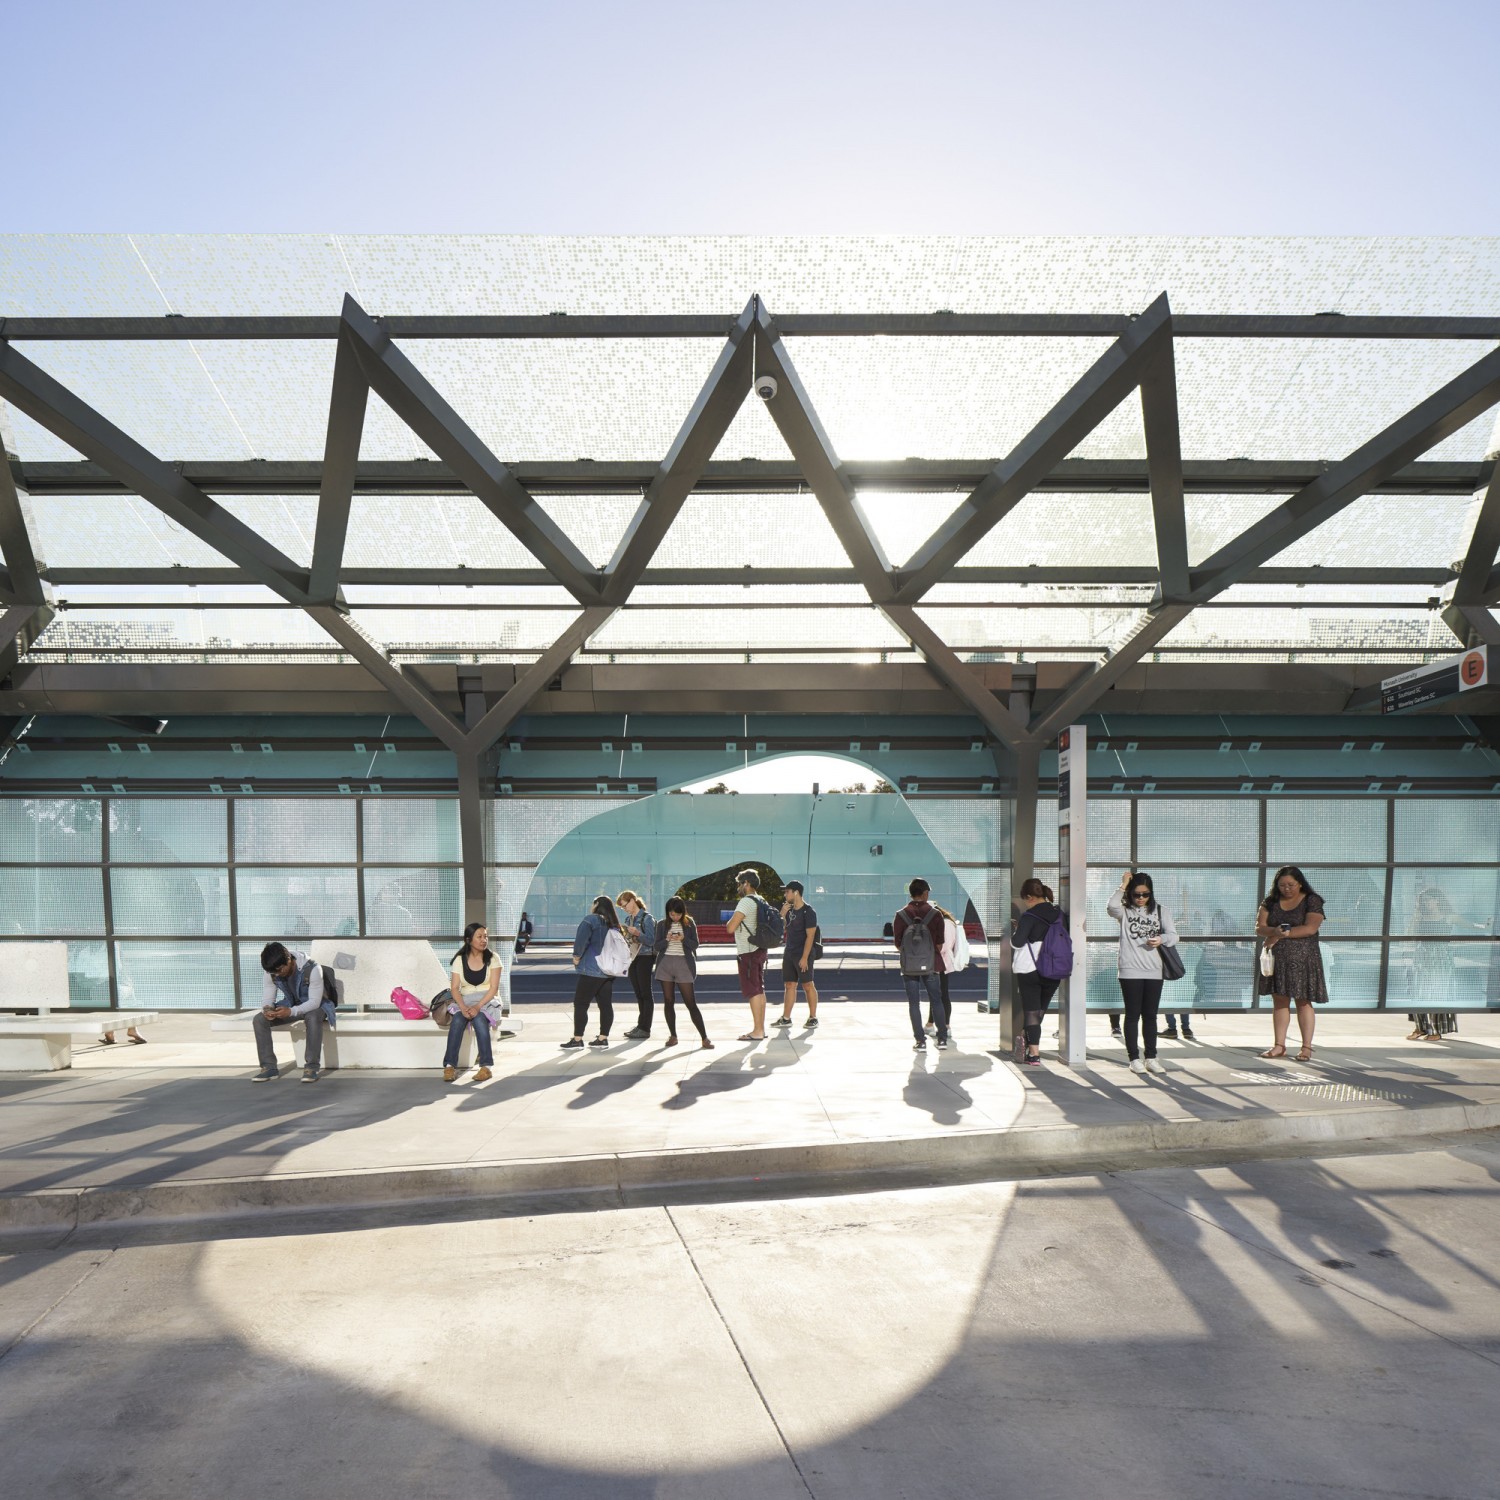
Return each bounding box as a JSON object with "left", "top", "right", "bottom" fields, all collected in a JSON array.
[
  {"left": 1056, "top": 724, "right": 1088, "bottom": 1068},
  {"left": 1004, "top": 740, "right": 1040, "bottom": 1054}
]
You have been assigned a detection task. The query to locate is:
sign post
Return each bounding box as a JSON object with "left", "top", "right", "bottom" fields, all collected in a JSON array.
[
  {"left": 1381, "top": 644, "right": 1488, "bottom": 714},
  {"left": 1056, "top": 724, "right": 1088, "bottom": 1068}
]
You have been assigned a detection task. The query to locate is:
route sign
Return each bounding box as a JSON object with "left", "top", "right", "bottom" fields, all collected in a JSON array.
[{"left": 1381, "top": 644, "right": 1488, "bottom": 713}]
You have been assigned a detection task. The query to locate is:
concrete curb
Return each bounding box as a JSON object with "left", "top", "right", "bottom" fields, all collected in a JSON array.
[{"left": 6, "top": 1095, "right": 1500, "bottom": 1244}]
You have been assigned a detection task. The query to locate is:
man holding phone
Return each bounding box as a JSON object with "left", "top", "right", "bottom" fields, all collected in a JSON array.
[{"left": 774, "top": 880, "right": 820, "bottom": 1030}]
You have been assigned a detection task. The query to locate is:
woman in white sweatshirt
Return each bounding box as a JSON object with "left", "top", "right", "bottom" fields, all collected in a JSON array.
[{"left": 1106, "top": 870, "right": 1179, "bottom": 1075}]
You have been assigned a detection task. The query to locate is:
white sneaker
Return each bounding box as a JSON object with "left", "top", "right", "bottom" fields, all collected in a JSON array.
[
  {"left": 1128, "top": 1058, "right": 1148, "bottom": 1075},
  {"left": 1145, "top": 1057, "right": 1166, "bottom": 1074},
  {"left": 924, "top": 1023, "right": 937, "bottom": 1035}
]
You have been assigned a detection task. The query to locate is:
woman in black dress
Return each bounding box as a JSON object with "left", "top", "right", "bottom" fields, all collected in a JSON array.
[{"left": 1256, "top": 866, "right": 1328, "bottom": 1062}]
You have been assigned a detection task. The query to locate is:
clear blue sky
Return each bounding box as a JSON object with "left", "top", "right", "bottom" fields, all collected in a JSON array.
[{"left": 2, "top": 0, "right": 1496, "bottom": 233}]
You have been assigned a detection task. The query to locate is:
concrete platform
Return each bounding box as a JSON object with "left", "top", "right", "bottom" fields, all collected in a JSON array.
[{"left": 3, "top": 1007, "right": 1499, "bottom": 1245}]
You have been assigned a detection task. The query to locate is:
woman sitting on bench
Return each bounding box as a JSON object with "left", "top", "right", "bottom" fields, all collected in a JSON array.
[{"left": 443, "top": 922, "right": 502, "bottom": 1084}]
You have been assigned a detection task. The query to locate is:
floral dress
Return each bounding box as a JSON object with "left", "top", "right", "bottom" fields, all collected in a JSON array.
[{"left": 1257, "top": 893, "right": 1329, "bottom": 1004}]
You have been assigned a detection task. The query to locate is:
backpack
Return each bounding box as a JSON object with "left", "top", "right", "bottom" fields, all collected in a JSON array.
[
  {"left": 898, "top": 912, "right": 936, "bottom": 976},
  {"left": 597, "top": 927, "right": 631, "bottom": 977},
  {"left": 952, "top": 922, "right": 972, "bottom": 973},
  {"left": 747, "top": 897, "right": 784, "bottom": 950},
  {"left": 1036, "top": 915, "right": 1074, "bottom": 980},
  {"left": 298, "top": 960, "right": 339, "bottom": 1020}
]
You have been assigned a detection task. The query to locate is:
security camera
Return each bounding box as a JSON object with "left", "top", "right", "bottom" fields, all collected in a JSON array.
[{"left": 754, "top": 374, "right": 778, "bottom": 400}]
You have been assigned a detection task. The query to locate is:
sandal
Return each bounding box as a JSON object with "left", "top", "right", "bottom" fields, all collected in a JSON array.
[
  {"left": 1406, "top": 1028, "right": 1425, "bottom": 1041},
  {"left": 1258, "top": 1044, "right": 1287, "bottom": 1059},
  {"left": 700, "top": 1039, "right": 715, "bottom": 1050},
  {"left": 737, "top": 1032, "right": 765, "bottom": 1042},
  {"left": 664, "top": 1035, "right": 678, "bottom": 1047},
  {"left": 1295, "top": 1047, "right": 1314, "bottom": 1062}
]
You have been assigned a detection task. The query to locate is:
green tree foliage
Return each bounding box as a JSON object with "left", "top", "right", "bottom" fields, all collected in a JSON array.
[{"left": 675, "top": 862, "right": 784, "bottom": 904}]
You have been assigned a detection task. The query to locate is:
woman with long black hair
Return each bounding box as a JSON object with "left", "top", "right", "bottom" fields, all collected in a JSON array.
[
  {"left": 442, "top": 921, "right": 501, "bottom": 1083},
  {"left": 563, "top": 895, "right": 623, "bottom": 1050},
  {"left": 1011, "top": 877, "right": 1062, "bottom": 1066},
  {"left": 1106, "top": 870, "right": 1179, "bottom": 1075},
  {"left": 654, "top": 896, "right": 713, "bottom": 1049},
  {"left": 1256, "top": 865, "right": 1327, "bottom": 1061}
]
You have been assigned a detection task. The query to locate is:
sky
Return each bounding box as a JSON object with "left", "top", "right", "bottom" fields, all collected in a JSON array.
[
  {"left": 2, "top": 0, "right": 1497, "bottom": 234},
  {"left": 681, "top": 755, "right": 890, "bottom": 795}
]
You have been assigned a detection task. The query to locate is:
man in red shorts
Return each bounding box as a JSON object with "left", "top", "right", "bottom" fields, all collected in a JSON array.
[{"left": 725, "top": 868, "right": 769, "bottom": 1042}]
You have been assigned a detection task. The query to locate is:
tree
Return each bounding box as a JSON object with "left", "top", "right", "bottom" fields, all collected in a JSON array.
[
  {"left": 872, "top": 779, "right": 896, "bottom": 793},
  {"left": 702, "top": 782, "right": 738, "bottom": 795},
  {"left": 675, "top": 862, "right": 784, "bottom": 905}
]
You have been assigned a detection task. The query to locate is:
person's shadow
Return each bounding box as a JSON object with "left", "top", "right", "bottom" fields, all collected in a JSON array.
[{"left": 661, "top": 1039, "right": 802, "bottom": 1111}]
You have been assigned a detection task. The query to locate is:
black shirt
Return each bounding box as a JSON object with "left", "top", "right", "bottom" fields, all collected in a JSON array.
[{"left": 785, "top": 903, "right": 818, "bottom": 962}]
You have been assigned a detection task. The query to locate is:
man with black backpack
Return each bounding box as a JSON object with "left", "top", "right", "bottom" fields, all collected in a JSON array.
[
  {"left": 892, "top": 878, "right": 949, "bottom": 1051},
  {"left": 253, "top": 941, "right": 338, "bottom": 1082},
  {"left": 725, "top": 868, "right": 782, "bottom": 1042}
]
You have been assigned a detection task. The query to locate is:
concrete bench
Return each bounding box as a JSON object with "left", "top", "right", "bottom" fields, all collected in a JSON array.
[
  {"left": 209, "top": 1010, "right": 525, "bottom": 1070},
  {"left": 0, "top": 1011, "right": 161, "bottom": 1071}
]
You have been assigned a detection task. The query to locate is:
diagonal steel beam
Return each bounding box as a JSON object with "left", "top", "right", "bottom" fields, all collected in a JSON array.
[
  {"left": 753, "top": 304, "right": 895, "bottom": 603},
  {"left": 337, "top": 296, "right": 604, "bottom": 606},
  {"left": 0, "top": 602, "right": 52, "bottom": 683},
  {"left": 0, "top": 447, "right": 45, "bottom": 606},
  {"left": 309, "top": 325, "right": 369, "bottom": 602},
  {"left": 1139, "top": 335, "right": 1189, "bottom": 601},
  {"left": 463, "top": 606, "right": 613, "bottom": 752},
  {"left": 305, "top": 604, "right": 467, "bottom": 751},
  {"left": 892, "top": 295, "right": 1175, "bottom": 604},
  {"left": 600, "top": 301, "right": 756, "bottom": 605},
  {"left": 879, "top": 603, "right": 1029, "bottom": 750},
  {"left": 0, "top": 341, "right": 309, "bottom": 603},
  {"left": 1188, "top": 344, "right": 1500, "bottom": 603},
  {"left": 1442, "top": 445, "right": 1500, "bottom": 647},
  {"left": 1028, "top": 605, "right": 1192, "bottom": 743}
]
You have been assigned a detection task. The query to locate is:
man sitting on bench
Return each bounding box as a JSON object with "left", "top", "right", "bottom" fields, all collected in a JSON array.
[{"left": 254, "top": 942, "right": 334, "bottom": 1083}]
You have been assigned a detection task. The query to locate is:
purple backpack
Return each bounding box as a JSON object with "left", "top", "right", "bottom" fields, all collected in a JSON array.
[{"left": 1036, "top": 914, "right": 1074, "bottom": 980}]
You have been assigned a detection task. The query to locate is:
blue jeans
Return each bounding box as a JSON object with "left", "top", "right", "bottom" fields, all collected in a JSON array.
[
  {"left": 444, "top": 1009, "right": 494, "bottom": 1068},
  {"left": 904, "top": 973, "right": 945, "bottom": 1041}
]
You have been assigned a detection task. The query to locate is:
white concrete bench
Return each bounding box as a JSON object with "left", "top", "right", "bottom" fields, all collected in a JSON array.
[
  {"left": 0, "top": 1011, "right": 161, "bottom": 1071},
  {"left": 212, "top": 939, "right": 522, "bottom": 1069}
]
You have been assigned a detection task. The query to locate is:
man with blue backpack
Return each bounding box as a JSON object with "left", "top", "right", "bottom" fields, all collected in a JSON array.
[
  {"left": 893, "top": 878, "right": 950, "bottom": 1051},
  {"left": 725, "top": 868, "right": 783, "bottom": 1043}
]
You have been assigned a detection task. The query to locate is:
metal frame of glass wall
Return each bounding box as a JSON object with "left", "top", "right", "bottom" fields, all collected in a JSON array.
[
  {"left": 1033, "top": 795, "right": 1500, "bottom": 1011},
  {"left": 0, "top": 796, "right": 464, "bottom": 1010}
]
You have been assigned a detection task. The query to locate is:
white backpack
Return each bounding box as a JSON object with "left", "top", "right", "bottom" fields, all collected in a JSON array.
[{"left": 597, "top": 928, "right": 631, "bottom": 977}]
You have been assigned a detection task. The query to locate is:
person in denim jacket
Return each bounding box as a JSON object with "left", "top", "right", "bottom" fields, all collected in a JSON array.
[{"left": 562, "top": 896, "right": 622, "bottom": 1050}]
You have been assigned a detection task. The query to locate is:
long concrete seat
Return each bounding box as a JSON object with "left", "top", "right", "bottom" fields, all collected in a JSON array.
[
  {"left": 0, "top": 1011, "right": 161, "bottom": 1071},
  {"left": 209, "top": 1011, "right": 525, "bottom": 1069}
]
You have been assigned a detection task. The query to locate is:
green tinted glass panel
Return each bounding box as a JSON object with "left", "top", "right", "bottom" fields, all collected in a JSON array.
[
  {"left": 1135, "top": 869, "right": 1262, "bottom": 937},
  {"left": 234, "top": 799, "right": 356, "bottom": 862},
  {"left": 1137, "top": 800, "right": 1257, "bottom": 864},
  {"left": 1175, "top": 939, "right": 1256, "bottom": 1008},
  {"left": 110, "top": 867, "right": 230, "bottom": 935},
  {"left": 115, "top": 940, "right": 235, "bottom": 1008},
  {"left": 1321, "top": 941, "right": 1382, "bottom": 1008},
  {"left": 1268, "top": 868, "right": 1387, "bottom": 935},
  {"left": 234, "top": 868, "right": 360, "bottom": 936},
  {"left": 1087, "top": 800, "right": 1132, "bottom": 863},
  {"left": 109, "top": 799, "right": 226, "bottom": 862},
  {"left": 1266, "top": 800, "right": 1386, "bottom": 864},
  {"left": 1394, "top": 800, "right": 1500, "bottom": 862},
  {"left": 364, "top": 866, "right": 462, "bottom": 936},
  {"left": 0, "top": 867, "right": 105, "bottom": 935},
  {"left": 1385, "top": 941, "right": 1499, "bottom": 1010},
  {"left": 363, "top": 799, "right": 461, "bottom": 862},
  {"left": 0, "top": 799, "right": 101, "bottom": 862},
  {"left": 1389, "top": 868, "right": 1500, "bottom": 936}
]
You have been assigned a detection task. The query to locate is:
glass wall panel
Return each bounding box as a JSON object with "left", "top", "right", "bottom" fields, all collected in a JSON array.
[
  {"left": 115, "top": 940, "right": 235, "bottom": 1008},
  {"left": 110, "top": 867, "right": 230, "bottom": 935},
  {"left": 1270, "top": 868, "right": 1388, "bottom": 935},
  {"left": 364, "top": 866, "right": 462, "bottom": 936},
  {"left": 1088, "top": 800, "right": 1132, "bottom": 863},
  {"left": 234, "top": 799, "right": 356, "bottom": 862},
  {"left": 1136, "top": 868, "right": 1262, "bottom": 936},
  {"left": 1385, "top": 941, "right": 1500, "bottom": 1010},
  {"left": 1395, "top": 800, "right": 1500, "bottom": 863},
  {"left": 0, "top": 799, "right": 101, "bottom": 862},
  {"left": 235, "top": 869, "right": 360, "bottom": 936},
  {"left": 1177, "top": 939, "right": 1257, "bottom": 1009},
  {"left": 0, "top": 867, "right": 106, "bottom": 935},
  {"left": 1085, "top": 939, "right": 1120, "bottom": 1007},
  {"left": 109, "top": 799, "right": 226, "bottom": 863},
  {"left": 1267, "top": 799, "right": 1386, "bottom": 865},
  {"left": 1389, "top": 868, "right": 1500, "bottom": 936},
  {"left": 1034, "top": 800, "right": 1058, "bottom": 862},
  {"left": 1137, "top": 799, "right": 1258, "bottom": 865},
  {"left": 363, "top": 799, "right": 460, "bottom": 863},
  {"left": 1321, "top": 942, "right": 1383, "bottom": 1008},
  {"left": 0, "top": 939, "right": 111, "bottom": 1007}
]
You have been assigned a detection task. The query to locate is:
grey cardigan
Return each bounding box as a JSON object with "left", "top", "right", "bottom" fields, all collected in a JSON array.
[{"left": 1106, "top": 892, "right": 1180, "bottom": 979}]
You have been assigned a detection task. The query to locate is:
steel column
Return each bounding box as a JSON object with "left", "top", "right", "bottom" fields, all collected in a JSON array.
[{"left": 309, "top": 326, "right": 369, "bottom": 602}]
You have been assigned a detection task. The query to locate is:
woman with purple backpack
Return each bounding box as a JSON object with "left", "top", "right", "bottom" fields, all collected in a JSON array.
[{"left": 1011, "top": 878, "right": 1064, "bottom": 1066}]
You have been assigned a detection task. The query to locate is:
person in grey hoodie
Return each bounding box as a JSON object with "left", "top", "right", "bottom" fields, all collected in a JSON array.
[{"left": 1106, "top": 870, "right": 1179, "bottom": 1075}]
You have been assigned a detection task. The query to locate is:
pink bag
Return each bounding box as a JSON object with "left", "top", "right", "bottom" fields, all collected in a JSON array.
[{"left": 390, "top": 986, "right": 429, "bottom": 1021}]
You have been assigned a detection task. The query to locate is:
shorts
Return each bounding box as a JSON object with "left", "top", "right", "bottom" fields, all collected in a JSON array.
[
  {"left": 781, "top": 956, "right": 815, "bottom": 985},
  {"left": 736, "top": 949, "right": 769, "bottom": 998}
]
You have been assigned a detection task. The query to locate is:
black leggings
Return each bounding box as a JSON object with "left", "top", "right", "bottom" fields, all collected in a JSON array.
[
  {"left": 1118, "top": 977, "right": 1163, "bottom": 1060},
  {"left": 1018, "top": 972, "right": 1060, "bottom": 1048},
  {"left": 573, "top": 975, "right": 614, "bottom": 1036},
  {"left": 660, "top": 979, "right": 708, "bottom": 1042}
]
